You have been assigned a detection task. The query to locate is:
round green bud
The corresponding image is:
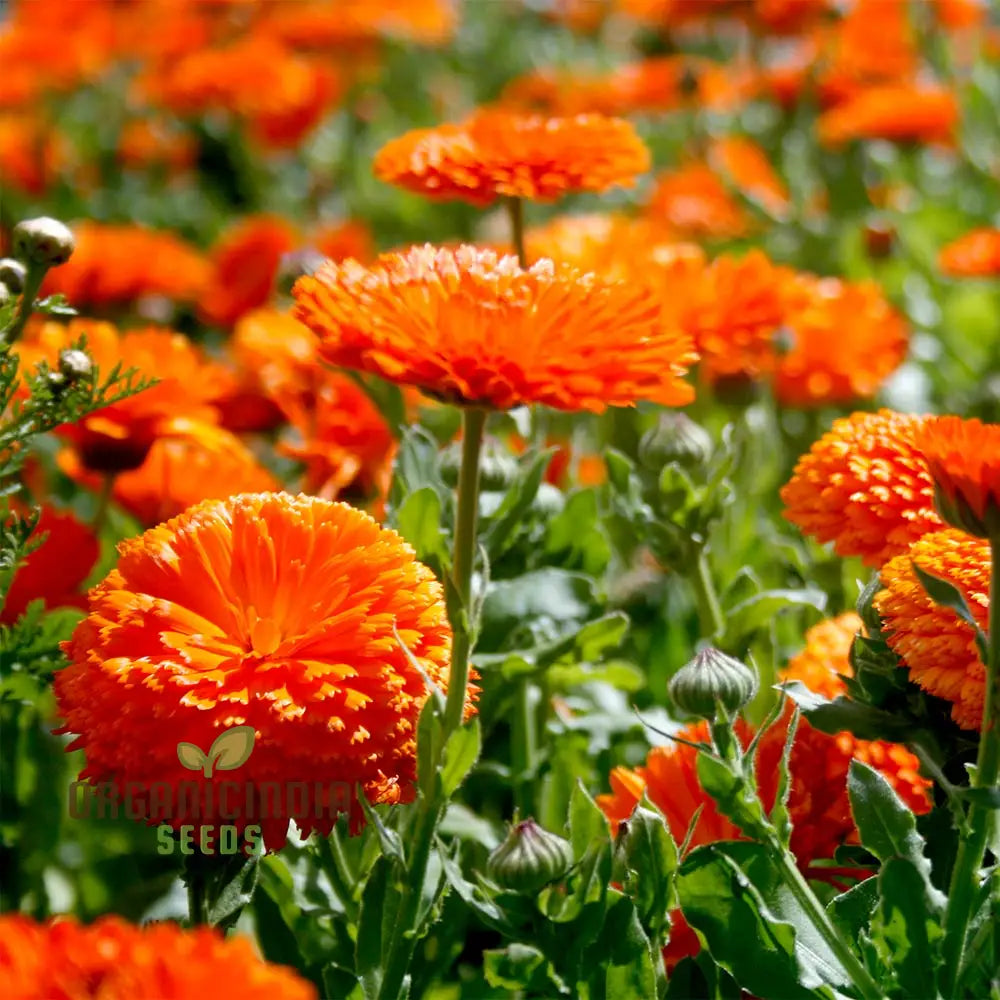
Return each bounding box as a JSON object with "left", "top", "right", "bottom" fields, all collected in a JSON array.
[
  {"left": 440, "top": 438, "right": 518, "bottom": 491},
  {"left": 668, "top": 647, "right": 758, "bottom": 720},
  {"left": 639, "top": 413, "right": 712, "bottom": 471},
  {"left": 486, "top": 818, "right": 573, "bottom": 894},
  {"left": 12, "top": 217, "right": 75, "bottom": 267},
  {"left": 0, "top": 258, "right": 27, "bottom": 294},
  {"left": 58, "top": 348, "right": 93, "bottom": 382}
]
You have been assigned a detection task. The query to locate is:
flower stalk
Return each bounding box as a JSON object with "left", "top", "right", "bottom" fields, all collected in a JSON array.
[{"left": 938, "top": 534, "right": 1000, "bottom": 995}]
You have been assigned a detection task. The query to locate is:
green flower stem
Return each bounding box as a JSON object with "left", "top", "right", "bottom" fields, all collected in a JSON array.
[
  {"left": 506, "top": 196, "right": 527, "bottom": 267},
  {"left": 1, "top": 261, "right": 47, "bottom": 348},
  {"left": 773, "top": 847, "right": 885, "bottom": 1000},
  {"left": 939, "top": 535, "right": 1000, "bottom": 996},
  {"left": 186, "top": 866, "right": 207, "bottom": 927},
  {"left": 512, "top": 679, "right": 537, "bottom": 816},
  {"left": 692, "top": 546, "right": 724, "bottom": 640},
  {"left": 379, "top": 406, "right": 487, "bottom": 1000},
  {"left": 315, "top": 830, "right": 359, "bottom": 923},
  {"left": 442, "top": 405, "right": 487, "bottom": 736}
]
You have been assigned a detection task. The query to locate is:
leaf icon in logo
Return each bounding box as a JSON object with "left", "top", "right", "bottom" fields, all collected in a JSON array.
[
  {"left": 177, "top": 742, "right": 208, "bottom": 772},
  {"left": 205, "top": 725, "right": 255, "bottom": 777}
]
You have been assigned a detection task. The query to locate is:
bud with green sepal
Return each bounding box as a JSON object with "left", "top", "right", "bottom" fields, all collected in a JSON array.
[
  {"left": 12, "top": 217, "right": 75, "bottom": 267},
  {"left": 486, "top": 818, "right": 573, "bottom": 895},
  {"left": 669, "top": 647, "right": 758, "bottom": 723},
  {"left": 639, "top": 412, "right": 712, "bottom": 472}
]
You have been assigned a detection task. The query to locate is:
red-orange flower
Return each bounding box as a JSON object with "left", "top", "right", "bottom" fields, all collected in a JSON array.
[
  {"left": 0, "top": 113, "right": 70, "bottom": 196},
  {"left": 781, "top": 409, "right": 943, "bottom": 566},
  {"left": 40, "top": 222, "right": 209, "bottom": 310},
  {"left": 913, "top": 416, "right": 1000, "bottom": 538},
  {"left": 0, "top": 505, "right": 99, "bottom": 624},
  {"left": 117, "top": 118, "right": 197, "bottom": 173},
  {"left": 773, "top": 275, "right": 909, "bottom": 407},
  {"left": 817, "top": 85, "right": 959, "bottom": 147},
  {"left": 373, "top": 110, "right": 650, "bottom": 206},
  {"left": 876, "top": 529, "right": 990, "bottom": 731},
  {"left": 15, "top": 319, "right": 231, "bottom": 473},
  {"left": 939, "top": 228, "right": 1000, "bottom": 277},
  {"left": 292, "top": 244, "right": 697, "bottom": 412},
  {"left": 137, "top": 34, "right": 341, "bottom": 148},
  {"left": 57, "top": 420, "right": 279, "bottom": 527},
  {"left": 199, "top": 215, "right": 299, "bottom": 328},
  {"left": 708, "top": 136, "right": 790, "bottom": 219},
  {"left": 55, "top": 492, "right": 467, "bottom": 849},
  {"left": 0, "top": 914, "right": 316, "bottom": 1000}
]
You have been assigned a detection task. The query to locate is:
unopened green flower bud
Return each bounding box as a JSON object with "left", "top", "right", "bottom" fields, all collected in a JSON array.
[
  {"left": 669, "top": 647, "right": 757, "bottom": 720},
  {"left": 59, "top": 348, "right": 93, "bottom": 381},
  {"left": 639, "top": 413, "right": 712, "bottom": 471},
  {"left": 486, "top": 818, "right": 573, "bottom": 894},
  {"left": 0, "top": 258, "right": 27, "bottom": 294},
  {"left": 12, "top": 217, "right": 75, "bottom": 267}
]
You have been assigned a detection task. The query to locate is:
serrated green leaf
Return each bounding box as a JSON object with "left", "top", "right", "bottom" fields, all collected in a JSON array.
[
  {"left": 440, "top": 719, "right": 480, "bottom": 797},
  {"left": 694, "top": 752, "right": 767, "bottom": 839},
  {"left": 617, "top": 802, "right": 678, "bottom": 938},
  {"left": 396, "top": 487, "right": 449, "bottom": 572},
  {"left": 356, "top": 856, "right": 397, "bottom": 1000},
  {"left": 569, "top": 779, "right": 608, "bottom": 862}
]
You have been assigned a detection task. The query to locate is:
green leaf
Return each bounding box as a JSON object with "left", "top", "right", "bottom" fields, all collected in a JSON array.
[
  {"left": 871, "top": 857, "right": 944, "bottom": 998},
  {"left": 440, "top": 719, "right": 480, "bottom": 797},
  {"left": 600, "top": 892, "right": 660, "bottom": 998},
  {"left": 206, "top": 852, "right": 260, "bottom": 931},
  {"left": 356, "top": 787, "right": 405, "bottom": 864},
  {"left": 616, "top": 802, "right": 678, "bottom": 938},
  {"left": 479, "top": 449, "right": 550, "bottom": 561},
  {"left": 721, "top": 589, "right": 827, "bottom": 647},
  {"left": 847, "top": 761, "right": 945, "bottom": 911},
  {"left": 781, "top": 681, "right": 922, "bottom": 742},
  {"left": 694, "top": 752, "right": 767, "bottom": 839},
  {"left": 826, "top": 877, "right": 878, "bottom": 942},
  {"left": 677, "top": 844, "right": 839, "bottom": 999},
  {"left": 483, "top": 943, "right": 566, "bottom": 993},
  {"left": 396, "top": 487, "right": 450, "bottom": 572},
  {"left": 770, "top": 707, "right": 800, "bottom": 849},
  {"left": 569, "top": 779, "right": 609, "bottom": 862},
  {"left": 356, "top": 856, "right": 398, "bottom": 1000},
  {"left": 911, "top": 562, "right": 988, "bottom": 663}
]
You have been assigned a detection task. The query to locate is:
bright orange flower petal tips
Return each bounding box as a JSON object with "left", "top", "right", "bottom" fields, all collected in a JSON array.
[
  {"left": 914, "top": 416, "right": 1000, "bottom": 539},
  {"left": 292, "top": 244, "right": 697, "bottom": 412},
  {"left": 939, "top": 228, "right": 1000, "bottom": 277},
  {"left": 875, "top": 529, "right": 990, "bottom": 731},
  {"left": 55, "top": 492, "right": 466, "bottom": 849},
  {"left": 373, "top": 110, "right": 650, "bottom": 205},
  {"left": 817, "top": 85, "right": 959, "bottom": 147},
  {"left": 0, "top": 914, "right": 316, "bottom": 1000},
  {"left": 781, "top": 409, "right": 943, "bottom": 567}
]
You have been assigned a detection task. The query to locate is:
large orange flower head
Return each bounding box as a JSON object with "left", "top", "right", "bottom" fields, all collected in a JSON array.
[
  {"left": 646, "top": 162, "right": 750, "bottom": 240},
  {"left": 15, "top": 319, "right": 231, "bottom": 473},
  {"left": 781, "top": 409, "right": 944, "bottom": 566},
  {"left": 292, "top": 244, "right": 697, "bottom": 412},
  {"left": 939, "top": 228, "right": 1000, "bottom": 277},
  {"left": 773, "top": 275, "right": 908, "bottom": 407},
  {"left": 875, "top": 529, "right": 990, "bottom": 731},
  {"left": 0, "top": 914, "right": 316, "bottom": 1000},
  {"left": 40, "top": 223, "right": 209, "bottom": 311},
  {"left": 373, "top": 110, "right": 650, "bottom": 206},
  {"left": 914, "top": 416, "right": 1000, "bottom": 539},
  {"left": 55, "top": 492, "right": 463, "bottom": 849},
  {"left": 817, "top": 84, "right": 959, "bottom": 147}
]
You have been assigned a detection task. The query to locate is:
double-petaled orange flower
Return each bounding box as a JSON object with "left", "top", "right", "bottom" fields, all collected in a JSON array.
[
  {"left": 0, "top": 113, "right": 70, "bottom": 196},
  {"left": 646, "top": 163, "right": 750, "bottom": 240},
  {"left": 0, "top": 914, "right": 316, "bottom": 1000},
  {"left": 15, "top": 319, "right": 230, "bottom": 473},
  {"left": 914, "top": 416, "right": 1000, "bottom": 539},
  {"left": 939, "top": 229, "right": 1000, "bottom": 277},
  {"left": 55, "top": 492, "right": 466, "bottom": 848},
  {"left": 876, "top": 529, "right": 990, "bottom": 731},
  {"left": 39, "top": 222, "right": 209, "bottom": 310},
  {"left": 373, "top": 110, "right": 650, "bottom": 205},
  {"left": 781, "top": 410, "right": 943, "bottom": 566},
  {"left": 817, "top": 84, "right": 959, "bottom": 147},
  {"left": 292, "top": 244, "right": 697, "bottom": 412},
  {"left": 708, "top": 136, "right": 790, "bottom": 220}
]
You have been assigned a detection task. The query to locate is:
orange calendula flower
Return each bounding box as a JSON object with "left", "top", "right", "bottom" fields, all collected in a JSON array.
[
  {"left": 876, "top": 529, "right": 990, "bottom": 731},
  {"left": 199, "top": 215, "right": 299, "bottom": 328},
  {"left": 708, "top": 136, "right": 790, "bottom": 220},
  {"left": 914, "top": 416, "right": 1000, "bottom": 539},
  {"left": 117, "top": 118, "right": 197, "bottom": 173},
  {"left": 57, "top": 420, "right": 279, "bottom": 527},
  {"left": 373, "top": 110, "right": 650, "bottom": 206},
  {"left": 55, "top": 492, "right": 466, "bottom": 849},
  {"left": 292, "top": 244, "right": 697, "bottom": 412},
  {"left": 939, "top": 228, "right": 1000, "bottom": 278},
  {"left": 137, "top": 34, "right": 341, "bottom": 149},
  {"left": 0, "top": 505, "right": 99, "bottom": 624},
  {"left": 0, "top": 914, "right": 316, "bottom": 1000},
  {"left": 15, "top": 319, "right": 231, "bottom": 473},
  {"left": 40, "top": 222, "right": 209, "bottom": 310},
  {"left": 817, "top": 84, "right": 959, "bottom": 147},
  {"left": 774, "top": 275, "right": 908, "bottom": 407},
  {"left": 0, "top": 113, "right": 70, "bottom": 196},
  {"left": 646, "top": 163, "right": 750, "bottom": 240},
  {"left": 781, "top": 409, "right": 943, "bottom": 566}
]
